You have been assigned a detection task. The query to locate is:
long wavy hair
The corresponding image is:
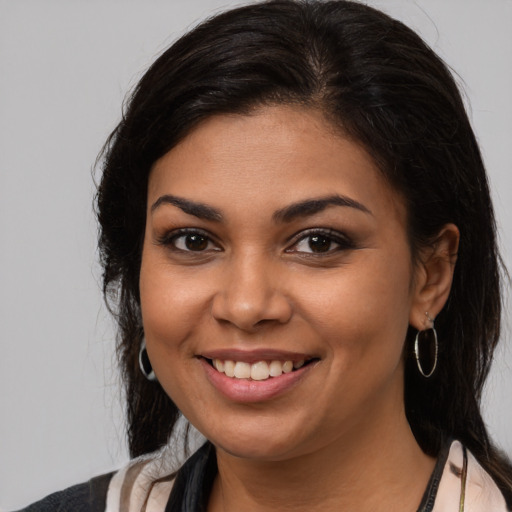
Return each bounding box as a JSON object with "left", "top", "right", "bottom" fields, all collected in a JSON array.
[{"left": 96, "top": 0, "right": 512, "bottom": 503}]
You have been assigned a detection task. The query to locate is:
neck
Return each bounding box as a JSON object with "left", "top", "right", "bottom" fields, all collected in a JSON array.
[{"left": 208, "top": 407, "right": 435, "bottom": 512}]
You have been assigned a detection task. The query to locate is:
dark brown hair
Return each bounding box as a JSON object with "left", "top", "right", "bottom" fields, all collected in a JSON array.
[{"left": 96, "top": 0, "right": 512, "bottom": 503}]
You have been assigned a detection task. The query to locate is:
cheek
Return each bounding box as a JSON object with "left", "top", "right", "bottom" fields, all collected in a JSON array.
[
  {"left": 295, "top": 257, "right": 413, "bottom": 426},
  {"left": 140, "top": 261, "right": 209, "bottom": 343},
  {"left": 139, "top": 252, "right": 212, "bottom": 406},
  {"left": 296, "top": 250, "right": 414, "bottom": 363}
]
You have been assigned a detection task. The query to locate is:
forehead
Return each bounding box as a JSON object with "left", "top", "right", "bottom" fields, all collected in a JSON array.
[{"left": 148, "top": 106, "right": 405, "bottom": 225}]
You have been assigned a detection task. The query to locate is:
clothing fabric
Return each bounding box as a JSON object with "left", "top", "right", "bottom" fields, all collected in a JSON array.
[
  {"left": 14, "top": 473, "right": 113, "bottom": 512},
  {"left": 16, "top": 440, "right": 509, "bottom": 511}
]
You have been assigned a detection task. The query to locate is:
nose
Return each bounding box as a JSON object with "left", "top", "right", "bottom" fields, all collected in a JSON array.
[{"left": 211, "top": 254, "right": 293, "bottom": 332}]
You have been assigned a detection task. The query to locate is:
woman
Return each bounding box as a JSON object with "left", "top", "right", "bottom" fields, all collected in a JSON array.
[{"left": 19, "top": 0, "right": 512, "bottom": 510}]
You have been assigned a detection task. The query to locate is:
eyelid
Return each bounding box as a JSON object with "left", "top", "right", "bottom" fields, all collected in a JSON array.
[
  {"left": 156, "top": 227, "right": 221, "bottom": 251},
  {"left": 155, "top": 227, "right": 354, "bottom": 255},
  {"left": 285, "top": 228, "right": 355, "bottom": 254}
]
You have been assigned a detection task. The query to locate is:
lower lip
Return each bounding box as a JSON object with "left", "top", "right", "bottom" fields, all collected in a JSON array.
[{"left": 200, "top": 359, "right": 314, "bottom": 403}]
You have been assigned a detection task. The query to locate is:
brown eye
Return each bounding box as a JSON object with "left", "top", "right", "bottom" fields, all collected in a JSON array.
[
  {"left": 289, "top": 229, "right": 354, "bottom": 255},
  {"left": 184, "top": 234, "right": 208, "bottom": 251},
  {"left": 168, "top": 231, "right": 218, "bottom": 252},
  {"left": 308, "top": 235, "right": 332, "bottom": 253}
]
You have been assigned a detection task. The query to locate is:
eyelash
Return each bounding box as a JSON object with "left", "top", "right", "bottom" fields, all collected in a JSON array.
[
  {"left": 287, "top": 228, "right": 355, "bottom": 255},
  {"left": 156, "top": 228, "right": 220, "bottom": 253},
  {"left": 156, "top": 228, "right": 355, "bottom": 255}
]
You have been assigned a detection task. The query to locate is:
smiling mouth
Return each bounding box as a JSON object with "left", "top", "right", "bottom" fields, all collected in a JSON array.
[{"left": 204, "top": 357, "right": 318, "bottom": 381}]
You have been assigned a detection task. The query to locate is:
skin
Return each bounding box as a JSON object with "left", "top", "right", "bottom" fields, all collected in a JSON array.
[{"left": 139, "top": 106, "right": 459, "bottom": 511}]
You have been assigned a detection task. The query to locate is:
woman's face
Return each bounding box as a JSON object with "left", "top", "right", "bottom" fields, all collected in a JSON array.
[{"left": 140, "top": 106, "right": 425, "bottom": 460}]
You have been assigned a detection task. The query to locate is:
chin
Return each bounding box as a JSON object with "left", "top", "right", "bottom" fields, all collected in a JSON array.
[
  {"left": 214, "top": 439, "right": 298, "bottom": 462},
  {"left": 198, "top": 418, "right": 314, "bottom": 462}
]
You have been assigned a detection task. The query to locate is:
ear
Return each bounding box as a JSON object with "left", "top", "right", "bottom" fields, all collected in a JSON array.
[{"left": 409, "top": 223, "right": 460, "bottom": 330}]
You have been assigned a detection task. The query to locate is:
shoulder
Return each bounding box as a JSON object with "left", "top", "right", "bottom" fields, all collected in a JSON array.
[
  {"left": 433, "top": 440, "right": 509, "bottom": 512},
  {"left": 103, "top": 452, "right": 177, "bottom": 512},
  {"left": 15, "top": 455, "right": 177, "bottom": 512},
  {"left": 15, "top": 472, "right": 114, "bottom": 512},
  {"left": 15, "top": 436, "right": 189, "bottom": 512},
  {"left": 101, "top": 438, "right": 211, "bottom": 511}
]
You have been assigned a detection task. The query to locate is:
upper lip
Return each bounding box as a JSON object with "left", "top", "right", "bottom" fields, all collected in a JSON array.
[{"left": 199, "top": 348, "right": 316, "bottom": 364}]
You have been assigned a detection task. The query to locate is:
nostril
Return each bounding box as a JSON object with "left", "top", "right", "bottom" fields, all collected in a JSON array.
[{"left": 211, "top": 280, "right": 293, "bottom": 331}]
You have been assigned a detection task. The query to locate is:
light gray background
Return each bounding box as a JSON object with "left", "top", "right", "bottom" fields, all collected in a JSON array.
[{"left": 1, "top": 0, "right": 511, "bottom": 509}]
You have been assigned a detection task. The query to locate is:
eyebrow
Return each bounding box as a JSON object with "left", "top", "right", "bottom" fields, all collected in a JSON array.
[
  {"left": 273, "top": 194, "right": 372, "bottom": 223},
  {"left": 151, "top": 194, "right": 223, "bottom": 221},
  {"left": 151, "top": 193, "right": 372, "bottom": 223}
]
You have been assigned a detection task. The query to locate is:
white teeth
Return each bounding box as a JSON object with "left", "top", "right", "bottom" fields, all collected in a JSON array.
[
  {"left": 251, "top": 361, "right": 270, "bottom": 381},
  {"left": 269, "top": 360, "right": 283, "bottom": 377},
  {"left": 224, "top": 360, "right": 235, "bottom": 377},
  {"left": 282, "top": 360, "right": 293, "bottom": 373},
  {"left": 212, "top": 358, "right": 306, "bottom": 380},
  {"left": 234, "top": 361, "right": 251, "bottom": 379}
]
